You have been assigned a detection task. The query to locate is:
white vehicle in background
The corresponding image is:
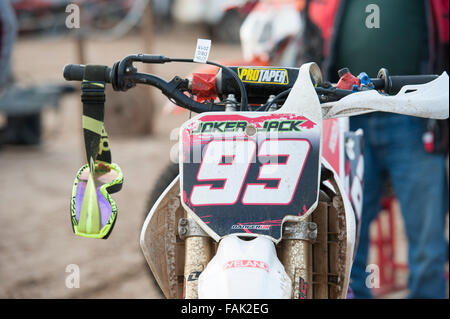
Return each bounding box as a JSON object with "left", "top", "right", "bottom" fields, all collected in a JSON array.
[
  {"left": 240, "top": 0, "right": 304, "bottom": 65},
  {"left": 172, "top": 0, "right": 257, "bottom": 43}
]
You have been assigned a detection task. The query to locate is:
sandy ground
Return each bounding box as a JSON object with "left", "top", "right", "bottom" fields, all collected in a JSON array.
[{"left": 0, "top": 26, "right": 446, "bottom": 299}]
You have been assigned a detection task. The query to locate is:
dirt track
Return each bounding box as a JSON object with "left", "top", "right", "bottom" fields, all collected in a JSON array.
[{"left": 0, "top": 27, "right": 242, "bottom": 298}]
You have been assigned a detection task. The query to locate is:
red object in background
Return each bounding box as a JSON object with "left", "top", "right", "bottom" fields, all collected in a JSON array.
[
  {"left": 12, "top": 0, "right": 53, "bottom": 11},
  {"left": 370, "top": 197, "right": 408, "bottom": 297},
  {"left": 371, "top": 197, "right": 449, "bottom": 297},
  {"left": 423, "top": 131, "right": 435, "bottom": 152},
  {"left": 371, "top": 196, "right": 408, "bottom": 296},
  {"left": 336, "top": 71, "right": 360, "bottom": 90},
  {"left": 225, "top": 0, "right": 259, "bottom": 16},
  {"left": 191, "top": 73, "right": 218, "bottom": 102}
]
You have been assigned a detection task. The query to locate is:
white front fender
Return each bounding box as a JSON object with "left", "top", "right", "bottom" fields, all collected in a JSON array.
[{"left": 198, "top": 235, "right": 292, "bottom": 299}]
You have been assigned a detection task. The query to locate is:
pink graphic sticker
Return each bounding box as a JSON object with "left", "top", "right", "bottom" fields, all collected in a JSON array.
[{"left": 223, "top": 260, "right": 269, "bottom": 273}]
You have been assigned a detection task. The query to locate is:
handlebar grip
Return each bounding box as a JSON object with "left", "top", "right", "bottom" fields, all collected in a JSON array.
[
  {"left": 63, "top": 64, "right": 112, "bottom": 82},
  {"left": 63, "top": 64, "right": 86, "bottom": 81},
  {"left": 387, "top": 75, "right": 438, "bottom": 94}
]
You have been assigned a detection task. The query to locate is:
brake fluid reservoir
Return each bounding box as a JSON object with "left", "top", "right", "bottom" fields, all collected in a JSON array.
[{"left": 198, "top": 235, "right": 292, "bottom": 299}]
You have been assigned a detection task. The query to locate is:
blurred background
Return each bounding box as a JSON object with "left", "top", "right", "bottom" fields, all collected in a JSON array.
[
  {"left": 0, "top": 0, "right": 251, "bottom": 299},
  {"left": 0, "top": 0, "right": 447, "bottom": 299}
]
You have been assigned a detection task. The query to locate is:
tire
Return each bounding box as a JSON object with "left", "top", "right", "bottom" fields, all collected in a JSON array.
[
  {"left": 143, "top": 162, "right": 179, "bottom": 220},
  {"left": 142, "top": 161, "right": 179, "bottom": 298}
]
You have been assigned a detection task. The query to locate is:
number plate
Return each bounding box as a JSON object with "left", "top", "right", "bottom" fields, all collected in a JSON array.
[{"left": 180, "top": 113, "right": 321, "bottom": 241}]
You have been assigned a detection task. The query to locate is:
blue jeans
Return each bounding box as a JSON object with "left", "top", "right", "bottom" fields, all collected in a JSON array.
[{"left": 349, "top": 113, "right": 448, "bottom": 299}]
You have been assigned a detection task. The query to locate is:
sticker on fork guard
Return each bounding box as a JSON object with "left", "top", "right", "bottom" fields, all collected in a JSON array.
[{"left": 237, "top": 67, "right": 289, "bottom": 85}]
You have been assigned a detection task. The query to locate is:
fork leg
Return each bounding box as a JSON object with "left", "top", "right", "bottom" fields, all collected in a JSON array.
[
  {"left": 279, "top": 217, "right": 314, "bottom": 299},
  {"left": 183, "top": 236, "right": 213, "bottom": 299}
]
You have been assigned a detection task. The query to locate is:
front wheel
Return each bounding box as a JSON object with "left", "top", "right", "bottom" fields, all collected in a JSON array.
[
  {"left": 144, "top": 162, "right": 179, "bottom": 220},
  {"left": 142, "top": 161, "right": 179, "bottom": 298}
]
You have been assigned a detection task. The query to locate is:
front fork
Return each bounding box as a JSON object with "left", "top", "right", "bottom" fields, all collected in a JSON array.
[
  {"left": 178, "top": 216, "right": 318, "bottom": 299},
  {"left": 279, "top": 198, "right": 345, "bottom": 299},
  {"left": 278, "top": 215, "right": 316, "bottom": 299},
  {"left": 178, "top": 218, "right": 213, "bottom": 299},
  {"left": 178, "top": 194, "right": 343, "bottom": 299}
]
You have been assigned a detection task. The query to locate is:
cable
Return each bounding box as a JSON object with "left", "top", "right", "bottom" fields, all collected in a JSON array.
[
  {"left": 167, "top": 58, "right": 249, "bottom": 111},
  {"left": 257, "top": 88, "right": 292, "bottom": 111}
]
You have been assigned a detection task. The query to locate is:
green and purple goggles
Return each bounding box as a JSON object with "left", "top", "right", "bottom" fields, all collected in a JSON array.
[{"left": 70, "top": 161, "right": 123, "bottom": 239}]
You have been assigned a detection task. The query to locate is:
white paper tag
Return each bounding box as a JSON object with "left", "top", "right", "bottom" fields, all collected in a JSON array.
[{"left": 193, "top": 39, "right": 211, "bottom": 63}]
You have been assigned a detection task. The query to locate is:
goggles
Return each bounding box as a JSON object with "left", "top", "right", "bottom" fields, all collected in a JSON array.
[{"left": 70, "top": 161, "right": 123, "bottom": 239}]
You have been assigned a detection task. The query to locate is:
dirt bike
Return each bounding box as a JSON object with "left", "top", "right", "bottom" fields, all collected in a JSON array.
[{"left": 63, "top": 53, "right": 449, "bottom": 299}]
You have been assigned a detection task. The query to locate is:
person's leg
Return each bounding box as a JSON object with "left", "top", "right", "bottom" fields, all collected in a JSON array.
[
  {"left": 349, "top": 115, "right": 384, "bottom": 298},
  {"left": 385, "top": 115, "right": 448, "bottom": 298}
]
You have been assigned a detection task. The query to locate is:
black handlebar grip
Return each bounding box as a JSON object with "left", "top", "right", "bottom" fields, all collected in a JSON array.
[
  {"left": 63, "top": 64, "right": 112, "bottom": 82},
  {"left": 63, "top": 64, "right": 86, "bottom": 81},
  {"left": 387, "top": 75, "right": 438, "bottom": 95}
]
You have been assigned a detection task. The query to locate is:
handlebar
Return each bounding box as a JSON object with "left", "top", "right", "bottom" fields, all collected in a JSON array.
[
  {"left": 63, "top": 61, "right": 224, "bottom": 113},
  {"left": 63, "top": 55, "right": 440, "bottom": 114}
]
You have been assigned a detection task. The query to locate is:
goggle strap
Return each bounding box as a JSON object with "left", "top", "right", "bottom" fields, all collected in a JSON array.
[{"left": 81, "top": 65, "right": 112, "bottom": 167}]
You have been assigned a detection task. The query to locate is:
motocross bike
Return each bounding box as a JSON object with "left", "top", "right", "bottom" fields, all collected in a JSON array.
[{"left": 63, "top": 54, "right": 449, "bottom": 298}]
